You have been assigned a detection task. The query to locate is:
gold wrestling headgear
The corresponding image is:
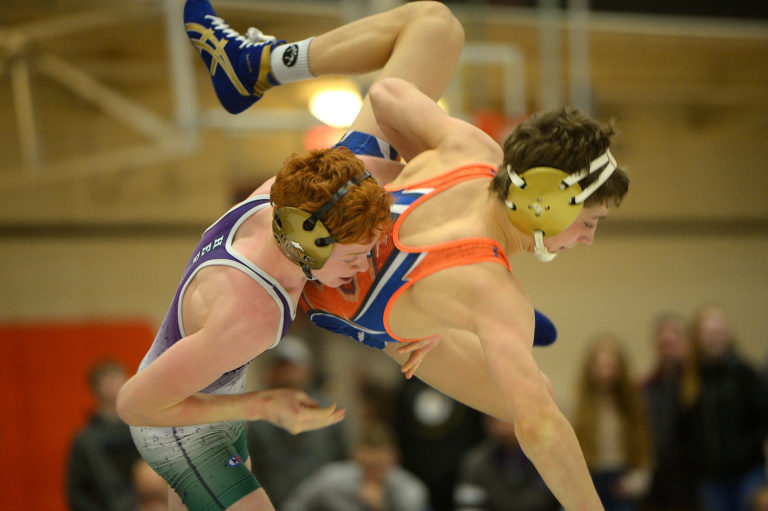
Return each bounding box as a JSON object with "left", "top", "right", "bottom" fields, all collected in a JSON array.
[
  {"left": 504, "top": 150, "right": 618, "bottom": 262},
  {"left": 272, "top": 170, "right": 372, "bottom": 279}
]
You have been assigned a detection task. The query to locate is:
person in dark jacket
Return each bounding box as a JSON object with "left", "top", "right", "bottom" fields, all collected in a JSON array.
[
  {"left": 454, "top": 414, "right": 559, "bottom": 511},
  {"left": 640, "top": 313, "right": 699, "bottom": 511},
  {"left": 66, "top": 359, "right": 141, "bottom": 511},
  {"left": 679, "top": 304, "right": 768, "bottom": 511}
]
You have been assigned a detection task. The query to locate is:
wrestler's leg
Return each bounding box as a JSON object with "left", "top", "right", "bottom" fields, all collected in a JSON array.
[
  {"left": 137, "top": 422, "right": 268, "bottom": 511},
  {"left": 168, "top": 489, "right": 273, "bottom": 511},
  {"left": 299, "top": 1, "right": 465, "bottom": 175},
  {"left": 186, "top": 1, "right": 462, "bottom": 117},
  {"left": 167, "top": 485, "right": 185, "bottom": 511},
  {"left": 309, "top": 1, "right": 464, "bottom": 146},
  {"left": 320, "top": 2, "right": 464, "bottom": 181},
  {"left": 167, "top": 457, "right": 272, "bottom": 511}
]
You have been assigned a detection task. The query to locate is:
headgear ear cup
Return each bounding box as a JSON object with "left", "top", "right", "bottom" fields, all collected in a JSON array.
[
  {"left": 272, "top": 207, "right": 334, "bottom": 271},
  {"left": 504, "top": 167, "right": 584, "bottom": 237},
  {"left": 272, "top": 170, "right": 372, "bottom": 279}
]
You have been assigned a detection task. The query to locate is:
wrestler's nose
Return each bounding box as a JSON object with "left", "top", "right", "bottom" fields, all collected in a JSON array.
[{"left": 580, "top": 229, "right": 595, "bottom": 246}]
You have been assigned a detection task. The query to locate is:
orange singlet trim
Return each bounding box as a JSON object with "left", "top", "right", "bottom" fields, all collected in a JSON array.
[{"left": 382, "top": 163, "right": 512, "bottom": 343}]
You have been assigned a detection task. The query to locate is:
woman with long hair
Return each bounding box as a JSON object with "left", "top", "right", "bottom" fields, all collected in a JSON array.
[{"left": 573, "top": 335, "right": 653, "bottom": 511}]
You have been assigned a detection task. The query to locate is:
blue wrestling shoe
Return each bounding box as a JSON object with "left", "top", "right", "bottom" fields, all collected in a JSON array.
[{"left": 184, "top": 0, "right": 285, "bottom": 114}]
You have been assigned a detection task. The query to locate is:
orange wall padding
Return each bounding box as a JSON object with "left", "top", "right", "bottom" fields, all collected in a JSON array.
[{"left": 0, "top": 321, "right": 154, "bottom": 511}]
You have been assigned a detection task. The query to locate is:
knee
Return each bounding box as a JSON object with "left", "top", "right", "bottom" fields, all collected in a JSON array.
[{"left": 405, "top": 1, "right": 464, "bottom": 45}]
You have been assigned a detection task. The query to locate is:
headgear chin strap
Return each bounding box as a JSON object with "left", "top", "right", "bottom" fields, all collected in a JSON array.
[
  {"left": 533, "top": 231, "right": 558, "bottom": 262},
  {"left": 272, "top": 170, "right": 371, "bottom": 280},
  {"left": 504, "top": 149, "right": 618, "bottom": 262}
]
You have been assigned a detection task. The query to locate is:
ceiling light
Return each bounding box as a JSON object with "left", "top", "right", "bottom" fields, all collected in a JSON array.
[{"left": 309, "top": 88, "right": 362, "bottom": 128}]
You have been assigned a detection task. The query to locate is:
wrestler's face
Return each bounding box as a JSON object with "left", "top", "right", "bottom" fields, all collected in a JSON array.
[
  {"left": 312, "top": 235, "right": 379, "bottom": 287},
  {"left": 544, "top": 205, "right": 609, "bottom": 253}
]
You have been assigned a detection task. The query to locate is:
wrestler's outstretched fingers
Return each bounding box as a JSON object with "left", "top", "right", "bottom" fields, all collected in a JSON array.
[
  {"left": 397, "top": 334, "right": 441, "bottom": 380},
  {"left": 295, "top": 402, "right": 346, "bottom": 433},
  {"left": 259, "top": 388, "right": 345, "bottom": 434}
]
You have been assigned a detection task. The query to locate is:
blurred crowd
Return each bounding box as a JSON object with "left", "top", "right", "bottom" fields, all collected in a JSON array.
[{"left": 66, "top": 302, "right": 768, "bottom": 511}]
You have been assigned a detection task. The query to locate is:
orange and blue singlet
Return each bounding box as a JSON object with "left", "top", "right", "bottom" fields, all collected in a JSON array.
[{"left": 300, "top": 163, "right": 512, "bottom": 349}]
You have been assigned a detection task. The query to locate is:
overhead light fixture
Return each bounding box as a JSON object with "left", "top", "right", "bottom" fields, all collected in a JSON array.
[{"left": 309, "top": 88, "right": 362, "bottom": 128}]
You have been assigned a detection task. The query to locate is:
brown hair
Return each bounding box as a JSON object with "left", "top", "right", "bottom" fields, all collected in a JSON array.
[
  {"left": 270, "top": 147, "right": 392, "bottom": 244},
  {"left": 490, "top": 107, "right": 629, "bottom": 208},
  {"left": 572, "top": 335, "right": 652, "bottom": 470},
  {"left": 87, "top": 358, "right": 126, "bottom": 392},
  {"left": 356, "top": 421, "right": 397, "bottom": 450}
]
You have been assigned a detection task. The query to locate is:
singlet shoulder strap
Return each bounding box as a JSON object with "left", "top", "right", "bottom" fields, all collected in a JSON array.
[
  {"left": 390, "top": 163, "right": 507, "bottom": 265},
  {"left": 385, "top": 163, "right": 497, "bottom": 193},
  {"left": 381, "top": 164, "right": 511, "bottom": 343}
]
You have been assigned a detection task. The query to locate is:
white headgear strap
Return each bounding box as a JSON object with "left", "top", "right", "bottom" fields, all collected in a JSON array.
[{"left": 560, "top": 149, "right": 617, "bottom": 205}]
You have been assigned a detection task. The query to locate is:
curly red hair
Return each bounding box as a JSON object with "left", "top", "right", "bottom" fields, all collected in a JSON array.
[{"left": 270, "top": 147, "right": 392, "bottom": 244}]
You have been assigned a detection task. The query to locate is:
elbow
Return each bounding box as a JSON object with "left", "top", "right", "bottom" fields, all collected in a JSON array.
[
  {"left": 512, "top": 403, "right": 563, "bottom": 453},
  {"left": 116, "top": 381, "right": 145, "bottom": 426},
  {"left": 369, "top": 78, "right": 406, "bottom": 109},
  {"left": 369, "top": 78, "right": 409, "bottom": 133},
  {"left": 409, "top": 1, "right": 465, "bottom": 54}
]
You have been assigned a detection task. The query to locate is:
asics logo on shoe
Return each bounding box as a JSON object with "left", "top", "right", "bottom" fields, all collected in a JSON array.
[
  {"left": 282, "top": 43, "right": 299, "bottom": 67},
  {"left": 185, "top": 22, "right": 250, "bottom": 96}
]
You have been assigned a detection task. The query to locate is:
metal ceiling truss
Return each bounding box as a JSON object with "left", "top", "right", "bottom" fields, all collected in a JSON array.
[{"left": 0, "top": 0, "right": 528, "bottom": 190}]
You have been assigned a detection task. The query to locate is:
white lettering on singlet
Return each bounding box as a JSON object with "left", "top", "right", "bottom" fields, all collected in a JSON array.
[{"left": 184, "top": 235, "right": 226, "bottom": 277}]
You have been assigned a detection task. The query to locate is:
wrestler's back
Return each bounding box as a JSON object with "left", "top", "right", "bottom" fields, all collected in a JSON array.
[
  {"left": 380, "top": 153, "right": 532, "bottom": 421},
  {"left": 384, "top": 153, "right": 531, "bottom": 345}
]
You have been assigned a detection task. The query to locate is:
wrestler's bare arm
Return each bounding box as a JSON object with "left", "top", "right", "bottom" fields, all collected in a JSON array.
[
  {"left": 369, "top": 77, "right": 502, "bottom": 167},
  {"left": 117, "top": 268, "right": 343, "bottom": 430},
  {"left": 385, "top": 263, "right": 603, "bottom": 511},
  {"left": 451, "top": 265, "right": 604, "bottom": 511}
]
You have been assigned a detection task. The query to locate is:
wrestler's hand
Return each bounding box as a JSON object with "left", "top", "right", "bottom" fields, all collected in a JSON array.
[
  {"left": 257, "top": 388, "right": 345, "bottom": 434},
  {"left": 396, "top": 334, "right": 440, "bottom": 379}
]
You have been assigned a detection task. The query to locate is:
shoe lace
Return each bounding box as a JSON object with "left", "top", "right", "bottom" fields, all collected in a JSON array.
[
  {"left": 245, "top": 27, "right": 277, "bottom": 45},
  {"left": 205, "top": 15, "right": 276, "bottom": 49}
]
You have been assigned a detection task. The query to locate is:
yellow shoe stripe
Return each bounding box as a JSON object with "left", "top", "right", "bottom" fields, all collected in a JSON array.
[
  {"left": 184, "top": 22, "right": 251, "bottom": 97},
  {"left": 252, "top": 44, "right": 275, "bottom": 98}
]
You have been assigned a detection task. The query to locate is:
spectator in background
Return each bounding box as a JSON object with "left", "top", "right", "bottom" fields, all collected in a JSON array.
[
  {"left": 640, "top": 313, "right": 699, "bottom": 511},
  {"left": 454, "top": 414, "right": 559, "bottom": 511},
  {"left": 281, "top": 421, "right": 430, "bottom": 511},
  {"left": 393, "top": 377, "right": 485, "bottom": 511},
  {"left": 679, "top": 304, "right": 768, "bottom": 511},
  {"left": 247, "top": 336, "right": 349, "bottom": 508},
  {"left": 573, "top": 335, "right": 653, "bottom": 511},
  {"left": 66, "top": 358, "right": 140, "bottom": 511},
  {"left": 760, "top": 349, "right": 768, "bottom": 395}
]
